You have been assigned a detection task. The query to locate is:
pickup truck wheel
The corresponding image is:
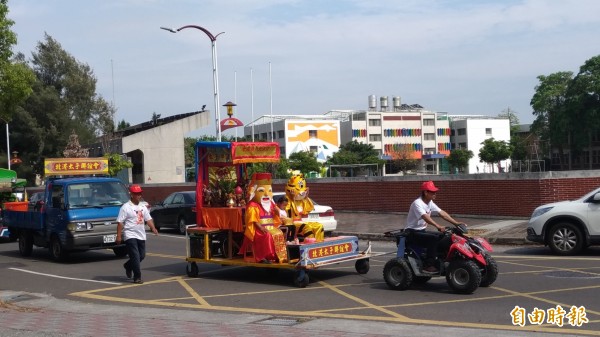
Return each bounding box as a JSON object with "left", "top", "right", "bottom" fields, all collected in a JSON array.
[
  {"left": 18, "top": 231, "right": 33, "bottom": 257},
  {"left": 178, "top": 217, "right": 187, "bottom": 235},
  {"left": 548, "top": 222, "right": 583, "bottom": 256},
  {"left": 49, "top": 236, "right": 69, "bottom": 262}
]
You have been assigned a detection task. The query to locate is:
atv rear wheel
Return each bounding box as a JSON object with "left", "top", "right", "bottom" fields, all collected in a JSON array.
[
  {"left": 383, "top": 258, "right": 413, "bottom": 290},
  {"left": 446, "top": 260, "right": 481, "bottom": 294}
]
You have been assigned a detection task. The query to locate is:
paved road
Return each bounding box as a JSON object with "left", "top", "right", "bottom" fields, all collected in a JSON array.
[{"left": 2, "top": 213, "right": 572, "bottom": 337}]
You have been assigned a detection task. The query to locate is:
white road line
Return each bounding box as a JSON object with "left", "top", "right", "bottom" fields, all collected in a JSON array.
[{"left": 9, "top": 268, "right": 122, "bottom": 285}]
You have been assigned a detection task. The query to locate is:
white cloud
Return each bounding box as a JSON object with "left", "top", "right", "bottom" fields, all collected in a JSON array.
[{"left": 7, "top": 0, "right": 600, "bottom": 136}]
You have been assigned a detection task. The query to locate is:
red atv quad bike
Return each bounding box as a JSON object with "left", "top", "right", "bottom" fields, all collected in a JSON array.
[{"left": 383, "top": 224, "right": 498, "bottom": 294}]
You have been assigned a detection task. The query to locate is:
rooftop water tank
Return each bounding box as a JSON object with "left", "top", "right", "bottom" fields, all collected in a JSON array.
[
  {"left": 393, "top": 96, "right": 401, "bottom": 111},
  {"left": 380, "top": 96, "right": 388, "bottom": 112}
]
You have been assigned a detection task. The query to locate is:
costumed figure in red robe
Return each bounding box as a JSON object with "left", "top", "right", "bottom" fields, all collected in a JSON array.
[{"left": 238, "top": 172, "right": 287, "bottom": 263}]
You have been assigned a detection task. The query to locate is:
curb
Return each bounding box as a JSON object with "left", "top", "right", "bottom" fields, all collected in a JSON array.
[{"left": 334, "top": 232, "right": 538, "bottom": 246}]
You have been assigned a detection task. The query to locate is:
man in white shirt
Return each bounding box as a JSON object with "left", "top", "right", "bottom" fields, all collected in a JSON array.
[
  {"left": 116, "top": 184, "right": 158, "bottom": 284},
  {"left": 405, "top": 181, "right": 464, "bottom": 273}
]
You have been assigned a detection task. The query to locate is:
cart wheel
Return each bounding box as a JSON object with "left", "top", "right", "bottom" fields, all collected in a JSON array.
[
  {"left": 355, "top": 258, "right": 370, "bottom": 274},
  {"left": 186, "top": 262, "right": 199, "bottom": 277},
  {"left": 293, "top": 270, "right": 309, "bottom": 288}
]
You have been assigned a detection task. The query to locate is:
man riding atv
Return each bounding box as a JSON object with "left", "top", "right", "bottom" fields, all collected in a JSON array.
[{"left": 404, "top": 180, "right": 466, "bottom": 273}]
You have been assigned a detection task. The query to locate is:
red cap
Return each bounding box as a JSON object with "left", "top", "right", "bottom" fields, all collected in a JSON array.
[
  {"left": 421, "top": 181, "right": 439, "bottom": 192},
  {"left": 129, "top": 184, "right": 143, "bottom": 193}
]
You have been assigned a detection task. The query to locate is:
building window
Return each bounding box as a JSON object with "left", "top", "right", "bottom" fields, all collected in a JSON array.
[
  {"left": 424, "top": 147, "right": 435, "bottom": 154},
  {"left": 261, "top": 132, "right": 268, "bottom": 140},
  {"left": 486, "top": 128, "right": 492, "bottom": 136},
  {"left": 368, "top": 119, "right": 381, "bottom": 126},
  {"left": 459, "top": 142, "right": 467, "bottom": 149},
  {"left": 254, "top": 134, "right": 259, "bottom": 140},
  {"left": 309, "top": 130, "right": 317, "bottom": 138},
  {"left": 309, "top": 146, "right": 318, "bottom": 153},
  {"left": 369, "top": 134, "right": 382, "bottom": 142},
  {"left": 277, "top": 130, "right": 284, "bottom": 139},
  {"left": 424, "top": 133, "right": 435, "bottom": 140},
  {"left": 458, "top": 128, "right": 466, "bottom": 136},
  {"left": 423, "top": 119, "right": 435, "bottom": 126},
  {"left": 280, "top": 146, "right": 286, "bottom": 157}
]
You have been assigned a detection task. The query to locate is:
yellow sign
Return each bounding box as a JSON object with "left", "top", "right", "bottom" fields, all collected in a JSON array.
[
  {"left": 308, "top": 243, "right": 352, "bottom": 259},
  {"left": 44, "top": 158, "right": 109, "bottom": 176},
  {"left": 231, "top": 142, "right": 280, "bottom": 164}
]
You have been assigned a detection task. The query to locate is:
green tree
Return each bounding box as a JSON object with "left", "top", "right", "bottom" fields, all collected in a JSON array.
[
  {"left": 116, "top": 119, "right": 130, "bottom": 130},
  {"left": 327, "top": 140, "right": 382, "bottom": 165},
  {"left": 446, "top": 148, "right": 474, "bottom": 173},
  {"left": 567, "top": 55, "right": 600, "bottom": 169},
  {"left": 530, "top": 71, "right": 573, "bottom": 170},
  {"left": 479, "top": 138, "right": 511, "bottom": 173},
  {"left": 388, "top": 145, "right": 419, "bottom": 174},
  {"left": 326, "top": 140, "right": 383, "bottom": 176},
  {"left": 104, "top": 153, "right": 133, "bottom": 177},
  {"left": 509, "top": 135, "right": 528, "bottom": 162},
  {"left": 0, "top": 0, "right": 35, "bottom": 169},
  {"left": 10, "top": 33, "right": 114, "bottom": 180},
  {"left": 288, "top": 151, "right": 321, "bottom": 175},
  {"left": 498, "top": 107, "right": 521, "bottom": 136}
]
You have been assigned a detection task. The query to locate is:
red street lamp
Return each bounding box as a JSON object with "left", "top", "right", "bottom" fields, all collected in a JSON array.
[{"left": 220, "top": 101, "right": 244, "bottom": 131}]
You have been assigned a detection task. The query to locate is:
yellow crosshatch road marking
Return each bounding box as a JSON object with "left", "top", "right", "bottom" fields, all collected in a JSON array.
[
  {"left": 72, "top": 252, "right": 600, "bottom": 335},
  {"left": 70, "top": 272, "right": 600, "bottom": 336}
]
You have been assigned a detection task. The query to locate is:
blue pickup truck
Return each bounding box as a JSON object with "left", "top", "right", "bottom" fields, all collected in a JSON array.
[{"left": 4, "top": 159, "right": 131, "bottom": 261}]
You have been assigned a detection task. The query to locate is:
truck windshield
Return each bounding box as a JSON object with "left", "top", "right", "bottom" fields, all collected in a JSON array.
[{"left": 67, "top": 181, "right": 130, "bottom": 209}]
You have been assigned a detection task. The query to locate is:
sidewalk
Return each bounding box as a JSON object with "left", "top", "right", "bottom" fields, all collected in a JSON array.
[{"left": 333, "top": 211, "right": 532, "bottom": 246}]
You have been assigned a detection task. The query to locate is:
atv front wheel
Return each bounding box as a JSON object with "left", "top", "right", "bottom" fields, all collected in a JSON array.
[
  {"left": 446, "top": 260, "right": 481, "bottom": 294},
  {"left": 479, "top": 254, "right": 498, "bottom": 287}
]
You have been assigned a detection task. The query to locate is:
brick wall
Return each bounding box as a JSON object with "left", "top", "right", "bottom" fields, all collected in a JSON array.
[{"left": 141, "top": 171, "right": 600, "bottom": 218}]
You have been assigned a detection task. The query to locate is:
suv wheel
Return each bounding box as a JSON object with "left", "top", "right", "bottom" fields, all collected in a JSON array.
[{"left": 547, "top": 222, "right": 584, "bottom": 256}]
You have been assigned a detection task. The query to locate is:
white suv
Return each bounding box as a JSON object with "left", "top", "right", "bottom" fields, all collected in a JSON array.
[{"left": 527, "top": 186, "right": 600, "bottom": 255}]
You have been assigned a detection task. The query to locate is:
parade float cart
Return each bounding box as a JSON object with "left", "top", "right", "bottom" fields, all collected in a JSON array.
[{"left": 185, "top": 141, "right": 372, "bottom": 287}]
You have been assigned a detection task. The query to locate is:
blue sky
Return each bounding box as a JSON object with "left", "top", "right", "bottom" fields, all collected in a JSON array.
[{"left": 7, "top": 0, "right": 600, "bottom": 137}]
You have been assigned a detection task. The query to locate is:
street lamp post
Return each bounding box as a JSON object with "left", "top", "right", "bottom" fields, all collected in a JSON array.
[
  {"left": 5, "top": 123, "right": 10, "bottom": 170},
  {"left": 161, "top": 25, "right": 224, "bottom": 141}
]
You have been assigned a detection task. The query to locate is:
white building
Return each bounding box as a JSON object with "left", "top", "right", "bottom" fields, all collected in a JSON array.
[
  {"left": 243, "top": 96, "right": 510, "bottom": 177},
  {"left": 450, "top": 116, "right": 511, "bottom": 173},
  {"left": 327, "top": 95, "right": 452, "bottom": 174}
]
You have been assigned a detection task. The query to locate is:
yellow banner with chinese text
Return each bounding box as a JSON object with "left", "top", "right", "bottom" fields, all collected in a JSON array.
[{"left": 44, "top": 158, "right": 109, "bottom": 176}]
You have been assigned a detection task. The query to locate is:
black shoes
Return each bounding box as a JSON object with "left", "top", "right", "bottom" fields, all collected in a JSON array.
[
  {"left": 133, "top": 279, "right": 143, "bottom": 284},
  {"left": 124, "top": 263, "right": 132, "bottom": 279}
]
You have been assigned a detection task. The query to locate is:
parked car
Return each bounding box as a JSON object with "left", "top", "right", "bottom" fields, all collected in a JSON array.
[
  {"left": 527, "top": 186, "right": 600, "bottom": 255},
  {"left": 272, "top": 192, "right": 337, "bottom": 234},
  {"left": 150, "top": 191, "right": 196, "bottom": 235}
]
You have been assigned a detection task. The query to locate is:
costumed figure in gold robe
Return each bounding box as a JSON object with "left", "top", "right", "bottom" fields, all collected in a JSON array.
[
  {"left": 238, "top": 173, "right": 287, "bottom": 263},
  {"left": 285, "top": 172, "right": 324, "bottom": 242}
]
